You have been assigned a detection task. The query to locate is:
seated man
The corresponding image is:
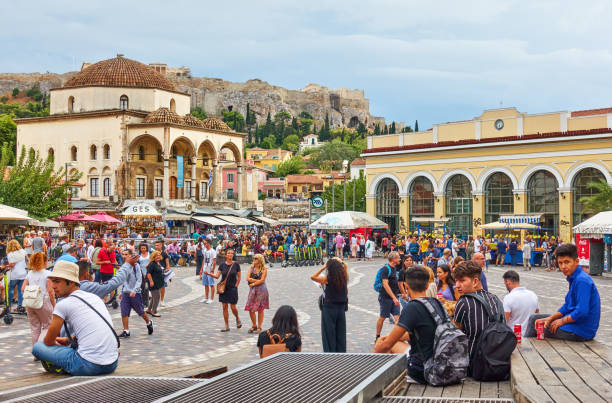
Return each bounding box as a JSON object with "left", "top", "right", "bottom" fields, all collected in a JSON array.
[
  {"left": 526, "top": 243, "right": 600, "bottom": 341},
  {"left": 502, "top": 270, "right": 538, "bottom": 335},
  {"left": 374, "top": 265, "right": 443, "bottom": 384},
  {"left": 453, "top": 261, "right": 504, "bottom": 371},
  {"left": 32, "top": 261, "right": 119, "bottom": 375}
]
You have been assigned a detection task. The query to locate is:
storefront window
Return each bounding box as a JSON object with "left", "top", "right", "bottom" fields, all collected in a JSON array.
[
  {"left": 446, "top": 175, "right": 472, "bottom": 238},
  {"left": 409, "top": 177, "right": 434, "bottom": 232},
  {"left": 527, "top": 170, "right": 558, "bottom": 235},
  {"left": 573, "top": 168, "right": 605, "bottom": 225},
  {"left": 485, "top": 172, "right": 513, "bottom": 223},
  {"left": 376, "top": 178, "right": 399, "bottom": 233}
]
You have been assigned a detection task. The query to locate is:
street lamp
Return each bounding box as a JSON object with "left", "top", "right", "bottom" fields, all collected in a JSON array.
[
  {"left": 65, "top": 161, "right": 75, "bottom": 211},
  {"left": 342, "top": 160, "right": 348, "bottom": 211}
]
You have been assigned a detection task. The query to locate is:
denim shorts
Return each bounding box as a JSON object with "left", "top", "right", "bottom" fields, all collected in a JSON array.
[
  {"left": 201, "top": 274, "right": 215, "bottom": 286},
  {"left": 379, "top": 295, "right": 400, "bottom": 318}
]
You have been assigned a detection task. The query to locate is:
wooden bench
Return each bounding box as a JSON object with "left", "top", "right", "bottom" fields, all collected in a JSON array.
[
  {"left": 511, "top": 337, "right": 612, "bottom": 403},
  {"left": 382, "top": 370, "right": 513, "bottom": 401},
  {"left": 0, "top": 362, "right": 226, "bottom": 394}
]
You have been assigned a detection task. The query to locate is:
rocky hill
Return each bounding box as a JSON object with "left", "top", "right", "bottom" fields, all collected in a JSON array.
[{"left": 0, "top": 70, "right": 387, "bottom": 129}]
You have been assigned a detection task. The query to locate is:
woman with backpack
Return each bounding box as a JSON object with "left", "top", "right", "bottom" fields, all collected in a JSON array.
[
  {"left": 311, "top": 257, "right": 348, "bottom": 352},
  {"left": 257, "top": 305, "right": 302, "bottom": 358},
  {"left": 22, "top": 252, "right": 55, "bottom": 351}
]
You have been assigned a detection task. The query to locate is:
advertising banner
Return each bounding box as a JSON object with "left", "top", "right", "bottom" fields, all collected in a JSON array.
[
  {"left": 576, "top": 233, "right": 590, "bottom": 266},
  {"left": 177, "top": 155, "right": 183, "bottom": 188}
]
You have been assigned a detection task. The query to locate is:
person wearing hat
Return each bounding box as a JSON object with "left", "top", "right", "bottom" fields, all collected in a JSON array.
[{"left": 32, "top": 261, "right": 119, "bottom": 375}]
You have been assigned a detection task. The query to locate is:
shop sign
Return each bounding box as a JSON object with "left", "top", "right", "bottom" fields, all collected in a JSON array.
[
  {"left": 576, "top": 233, "right": 590, "bottom": 266},
  {"left": 311, "top": 196, "right": 324, "bottom": 209},
  {"left": 124, "top": 203, "right": 160, "bottom": 216}
]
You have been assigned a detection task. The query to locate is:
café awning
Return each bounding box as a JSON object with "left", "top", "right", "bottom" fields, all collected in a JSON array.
[
  {"left": 499, "top": 215, "right": 542, "bottom": 224},
  {"left": 192, "top": 216, "right": 232, "bottom": 227},
  {"left": 254, "top": 216, "right": 280, "bottom": 226},
  {"left": 217, "top": 215, "right": 262, "bottom": 226}
]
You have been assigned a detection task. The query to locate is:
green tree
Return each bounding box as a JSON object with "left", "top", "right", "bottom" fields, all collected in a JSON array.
[
  {"left": 309, "top": 141, "right": 360, "bottom": 171},
  {"left": 578, "top": 178, "right": 612, "bottom": 215},
  {"left": 274, "top": 110, "right": 292, "bottom": 125},
  {"left": 12, "top": 88, "right": 19, "bottom": 97},
  {"left": 261, "top": 134, "right": 277, "bottom": 149},
  {"left": 415, "top": 120, "right": 419, "bottom": 132},
  {"left": 319, "top": 113, "right": 331, "bottom": 141},
  {"left": 264, "top": 112, "right": 273, "bottom": 136},
  {"left": 390, "top": 122, "right": 396, "bottom": 134},
  {"left": 0, "top": 115, "right": 17, "bottom": 158},
  {"left": 299, "top": 118, "right": 313, "bottom": 135},
  {"left": 374, "top": 124, "right": 380, "bottom": 136},
  {"left": 357, "top": 122, "right": 367, "bottom": 139},
  {"left": 0, "top": 145, "right": 82, "bottom": 219},
  {"left": 299, "top": 111, "right": 313, "bottom": 120},
  {"left": 321, "top": 175, "right": 366, "bottom": 212},
  {"left": 221, "top": 110, "right": 246, "bottom": 132},
  {"left": 190, "top": 106, "right": 207, "bottom": 120},
  {"left": 274, "top": 156, "right": 305, "bottom": 177},
  {"left": 282, "top": 134, "right": 300, "bottom": 152},
  {"left": 245, "top": 103, "right": 251, "bottom": 125}
]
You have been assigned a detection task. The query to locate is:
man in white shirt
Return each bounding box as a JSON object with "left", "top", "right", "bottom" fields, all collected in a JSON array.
[
  {"left": 522, "top": 238, "right": 533, "bottom": 271},
  {"left": 200, "top": 239, "right": 217, "bottom": 303},
  {"left": 502, "top": 270, "right": 539, "bottom": 336},
  {"left": 473, "top": 236, "right": 482, "bottom": 254},
  {"left": 32, "top": 261, "right": 119, "bottom": 375}
]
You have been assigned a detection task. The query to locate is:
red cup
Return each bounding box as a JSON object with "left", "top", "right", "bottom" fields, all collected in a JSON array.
[
  {"left": 437, "top": 292, "right": 443, "bottom": 299},
  {"left": 514, "top": 324, "right": 522, "bottom": 342},
  {"left": 536, "top": 321, "right": 545, "bottom": 340}
]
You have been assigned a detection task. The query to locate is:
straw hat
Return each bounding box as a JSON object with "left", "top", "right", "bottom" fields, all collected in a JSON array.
[{"left": 49, "top": 261, "right": 80, "bottom": 284}]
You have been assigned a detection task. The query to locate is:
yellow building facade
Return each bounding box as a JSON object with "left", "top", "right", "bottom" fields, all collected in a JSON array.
[{"left": 363, "top": 107, "right": 612, "bottom": 241}]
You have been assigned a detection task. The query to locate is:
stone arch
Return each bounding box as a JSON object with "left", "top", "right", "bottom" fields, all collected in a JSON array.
[
  {"left": 135, "top": 167, "right": 147, "bottom": 175},
  {"left": 519, "top": 164, "right": 563, "bottom": 190},
  {"left": 70, "top": 145, "right": 77, "bottom": 161},
  {"left": 88, "top": 167, "right": 99, "bottom": 175},
  {"left": 403, "top": 171, "right": 439, "bottom": 194},
  {"left": 129, "top": 134, "right": 164, "bottom": 162},
  {"left": 102, "top": 166, "right": 112, "bottom": 175},
  {"left": 103, "top": 144, "right": 111, "bottom": 159},
  {"left": 119, "top": 94, "right": 128, "bottom": 110},
  {"left": 348, "top": 116, "right": 360, "bottom": 128},
  {"left": 564, "top": 161, "right": 612, "bottom": 188},
  {"left": 439, "top": 169, "right": 476, "bottom": 193},
  {"left": 476, "top": 167, "right": 518, "bottom": 192},
  {"left": 197, "top": 139, "right": 217, "bottom": 165},
  {"left": 170, "top": 136, "right": 196, "bottom": 158},
  {"left": 170, "top": 98, "right": 176, "bottom": 112},
  {"left": 90, "top": 144, "right": 97, "bottom": 160},
  {"left": 369, "top": 173, "right": 402, "bottom": 194},
  {"left": 154, "top": 168, "right": 164, "bottom": 176},
  {"left": 219, "top": 141, "right": 242, "bottom": 163}
]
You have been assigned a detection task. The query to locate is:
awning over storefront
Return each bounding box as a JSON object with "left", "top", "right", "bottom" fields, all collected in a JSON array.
[
  {"left": 411, "top": 217, "right": 451, "bottom": 223},
  {"left": 254, "top": 216, "right": 280, "bottom": 226},
  {"left": 164, "top": 213, "right": 192, "bottom": 221},
  {"left": 30, "top": 219, "right": 60, "bottom": 228},
  {"left": 217, "top": 215, "right": 262, "bottom": 226},
  {"left": 573, "top": 211, "right": 612, "bottom": 237},
  {"left": 279, "top": 218, "right": 310, "bottom": 225},
  {"left": 499, "top": 215, "right": 542, "bottom": 224},
  {"left": 192, "top": 216, "right": 232, "bottom": 226}
]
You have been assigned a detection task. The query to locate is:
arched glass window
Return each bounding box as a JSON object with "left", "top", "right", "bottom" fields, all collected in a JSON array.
[
  {"left": 71, "top": 146, "right": 77, "bottom": 161},
  {"left": 103, "top": 144, "right": 110, "bottom": 159},
  {"left": 445, "top": 175, "right": 472, "bottom": 237},
  {"left": 138, "top": 146, "right": 145, "bottom": 161},
  {"left": 409, "top": 177, "right": 434, "bottom": 232},
  {"left": 119, "top": 95, "right": 129, "bottom": 110},
  {"left": 103, "top": 178, "right": 111, "bottom": 196},
  {"left": 90, "top": 145, "right": 97, "bottom": 160},
  {"left": 170, "top": 98, "right": 176, "bottom": 112},
  {"left": 485, "top": 172, "right": 513, "bottom": 223},
  {"left": 68, "top": 96, "right": 74, "bottom": 113},
  {"left": 527, "top": 170, "right": 559, "bottom": 235},
  {"left": 376, "top": 178, "right": 399, "bottom": 233},
  {"left": 573, "top": 168, "right": 606, "bottom": 225}
]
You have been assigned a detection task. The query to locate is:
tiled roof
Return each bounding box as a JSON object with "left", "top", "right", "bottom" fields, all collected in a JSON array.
[
  {"left": 351, "top": 158, "right": 365, "bottom": 166},
  {"left": 286, "top": 174, "right": 323, "bottom": 184},
  {"left": 202, "top": 117, "right": 232, "bottom": 132},
  {"left": 64, "top": 55, "right": 177, "bottom": 92},
  {"left": 143, "top": 107, "right": 185, "bottom": 125},
  {"left": 247, "top": 147, "right": 267, "bottom": 152},
  {"left": 183, "top": 114, "right": 204, "bottom": 127},
  {"left": 571, "top": 107, "right": 612, "bottom": 117}
]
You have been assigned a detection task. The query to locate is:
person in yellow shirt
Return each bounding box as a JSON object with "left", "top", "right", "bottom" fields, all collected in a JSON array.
[{"left": 419, "top": 237, "right": 429, "bottom": 263}]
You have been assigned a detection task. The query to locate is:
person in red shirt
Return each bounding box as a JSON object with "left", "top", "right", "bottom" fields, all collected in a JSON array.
[{"left": 96, "top": 241, "right": 117, "bottom": 283}]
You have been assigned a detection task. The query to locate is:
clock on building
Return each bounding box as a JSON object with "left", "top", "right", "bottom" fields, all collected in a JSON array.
[{"left": 494, "top": 119, "right": 504, "bottom": 130}]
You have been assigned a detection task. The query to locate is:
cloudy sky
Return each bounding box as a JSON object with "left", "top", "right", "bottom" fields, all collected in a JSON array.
[{"left": 3, "top": 0, "right": 611, "bottom": 129}]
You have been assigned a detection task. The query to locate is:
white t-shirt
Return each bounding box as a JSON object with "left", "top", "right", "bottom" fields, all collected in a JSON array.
[
  {"left": 503, "top": 286, "right": 539, "bottom": 336},
  {"left": 203, "top": 248, "right": 217, "bottom": 271},
  {"left": 8, "top": 249, "right": 28, "bottom": 280},
  {"left": 473, "top": 239, "right": 481, "bottom": 253},
  {"left": 54, "top": 290, "right": 118, "bottom": 365},
  {"left": 26, "top": 269, "right": 49, "bottom": 297}
]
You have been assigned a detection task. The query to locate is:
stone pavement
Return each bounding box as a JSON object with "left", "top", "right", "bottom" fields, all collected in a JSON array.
[{"left": 0, "top": 258, "right": 610, "bottom": 380}]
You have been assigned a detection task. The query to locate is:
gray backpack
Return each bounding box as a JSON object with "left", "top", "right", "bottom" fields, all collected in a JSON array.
[{"left": 413, "top": 298, "right": 469, "bottom": 386}]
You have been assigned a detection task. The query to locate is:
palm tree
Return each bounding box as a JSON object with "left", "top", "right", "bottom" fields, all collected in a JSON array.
[{"left": 579, "top": 178, "right": 612, "bottom": 215}]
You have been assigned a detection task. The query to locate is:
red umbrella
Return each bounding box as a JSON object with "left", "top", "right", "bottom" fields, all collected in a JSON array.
[
  {"left": 56, "top": 211, "right": 100, "bottom": 222},
  {"left": 88, "top": 211, "right": 122, "bottom": 224}
]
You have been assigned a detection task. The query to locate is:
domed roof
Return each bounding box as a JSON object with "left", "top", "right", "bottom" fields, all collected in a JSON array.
[
  {"left": 143, "top": 107, "right": 185, "bottom": 125},
  {"left": 202, "top": 117, "right": 232, "bottom": 132},
  {"left": 64, "top": 55, "right": 177, "bottom": 92},
  {"left": 183, "top": 114, "right": 205, "bottom": 127}
]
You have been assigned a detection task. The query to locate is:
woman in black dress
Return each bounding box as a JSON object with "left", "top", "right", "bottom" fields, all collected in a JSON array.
[{"left": 209, "top": 248, "right": 242, "bottom": 332}]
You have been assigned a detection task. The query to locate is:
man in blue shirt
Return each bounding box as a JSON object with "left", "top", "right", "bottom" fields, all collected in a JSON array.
[
  {"left": 56, "top": 246, "right": 78, "bottom": 263},
  {"left": 496, "top": 238, "right": 507, "bottom": 266},
  {"left": 525, "top": 243, "right": 600, "bottom": 341}
]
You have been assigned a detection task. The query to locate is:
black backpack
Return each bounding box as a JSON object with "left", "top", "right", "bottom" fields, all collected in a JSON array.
[{"left": 464, "top": 292, "right": 516, "bottom": 381}]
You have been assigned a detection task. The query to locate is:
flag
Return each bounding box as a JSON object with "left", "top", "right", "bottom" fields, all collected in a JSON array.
[{"left": 208, "top": 168, "right": 213, "bottom": 188}]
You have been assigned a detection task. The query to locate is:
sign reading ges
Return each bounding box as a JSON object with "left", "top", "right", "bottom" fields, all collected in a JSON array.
[
  {"left": 130, "top": 205, "right": 152, "bottom": 214},
  {"left": 311, "top": 196, "right": 324, "bottom": 209}
]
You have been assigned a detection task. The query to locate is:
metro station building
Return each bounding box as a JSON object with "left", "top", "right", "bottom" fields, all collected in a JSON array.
[{"left": 362, "top": 107, "right": 612, "bottom": 241}]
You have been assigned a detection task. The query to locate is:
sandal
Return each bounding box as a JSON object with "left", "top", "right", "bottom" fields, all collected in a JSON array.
[
  {"left": 248, "top": 326, "right": 257, "bottom": 333},
  {"left": 220, "top": 328, "right": 230, "bottom": 332},
  {"left": 236, "top": 319, "right": 242, "bottom": 329},
  {"left": 256, "top": 327, "right": 262, "bottom": 333}
]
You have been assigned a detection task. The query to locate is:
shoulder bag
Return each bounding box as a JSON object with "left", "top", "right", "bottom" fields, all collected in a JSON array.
[
  {"left": 64, "top": 294, "right": 120, "bottom": 349},
  {"left": 261, "top": 331, "right": 291, "bottom": 358},
  {"left": 217, "top": 263, "right": 235, "bottom": 295},
  {"left": 23, "top": 284, "right": 43, "bottom": 309}
]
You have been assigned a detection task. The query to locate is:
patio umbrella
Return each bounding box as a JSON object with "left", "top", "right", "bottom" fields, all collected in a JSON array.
[
  {"left": 309, "top": 211, "right": 389, "bottom": 230},
  {"left": 88, "top": 211, "right": 122, "bottom": 224}
]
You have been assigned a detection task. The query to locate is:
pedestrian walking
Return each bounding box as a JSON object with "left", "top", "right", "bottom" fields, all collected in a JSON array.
[
  {"left": 208, "top": 249, "right": 242, "bottom": 332},
  {"left": 245, "top": 254, "right": 269, "bottom": 333},
  {"left": 7, "top": 239, "right": 28, "bottom": 312},
  {"left": 146, "top": 251, "right": 164, "bottom": 317},
  {"left": 199, "top": 239, "right": 217, "bottom": 303},
  {"left": 23, "top": 252, "right": 55, "bottom": 350},
  {"left": 117, "top": 250, "right": 153, "bottom": 338}
]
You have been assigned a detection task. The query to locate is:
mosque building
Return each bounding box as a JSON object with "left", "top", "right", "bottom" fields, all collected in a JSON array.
[
  {"left": 362, "top": 107, "right": 612, "bottom": 241},
  {"left": 16, "top": 55, "right": 251, "bottom": 210}
]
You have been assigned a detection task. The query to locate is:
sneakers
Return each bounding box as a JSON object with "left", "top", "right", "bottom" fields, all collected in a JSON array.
[
  {"left": 200, "top": 298, "right": 208, "bottom": 303},
  {"left": 147, "top": 321, "right": 154, "bottom": 335},
  {"left": 160, "top": 301, "right": 166, "bottom": 307},
  {"left": 118, "top": 330, "right": 130, "bottom": 338},
  {"left": 206, "top": 299, "right": 213, "bottom": 304}
]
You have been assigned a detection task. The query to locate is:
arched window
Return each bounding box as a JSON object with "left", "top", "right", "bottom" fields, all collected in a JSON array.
[
  {"left": 376, "top": 178, "right": 399, "bottom": 233},
  {"left": 409, "top": 177, "right": 434, "bottom": 232},
  {"left": 445, "top": 175, "right": 473, "bottom": 237},
  {"left": 527, "top": 170, "right": 559, "bottom": 235},
  {"left": 48, "top": 148, "right": 54, "bottom": 162},
  {"left": 573, "top": 168, "right": 606, "bottom": 225},
  {"left": 119, "top": 95, "right": 129, "bottom": 110},
  {"left": 103, "top": 178, "right": 111, "bottom": 196},
  {"left": 103, "top": 144, "right": 110, "bottom": 159},
  {"left": 485, "top": 173, "right": 513, "bottom": 223},
  {"left": 90, "top": 145, "right": 97, "bottom": 160},
  {"left": 138, "top": 146, "right": 145, "bottom": 161},
  {"left": 170, "top": 98, "right": 176, "bottom": 112},
  {"left": 68, "top": 96, "right": 74, "bottom": 113},
  {"left": 71, "top": 146, "right": 77, "bottom": 161}
]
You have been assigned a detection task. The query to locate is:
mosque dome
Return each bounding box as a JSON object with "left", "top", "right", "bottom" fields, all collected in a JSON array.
[
  {"left": 143, "top": 107, "right": 185, "bottom": 125},
  {"left": 183, "top": 114, "right": 205, "bottom": 127},
  {"left": 202, "top": 117, "right": 232, "bottom": 132}
]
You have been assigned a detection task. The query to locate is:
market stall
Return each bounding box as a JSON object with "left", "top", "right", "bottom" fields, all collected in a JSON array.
[
  {"left": 119, "top": 203, "right": 164, "bottom": 238},
  {"left": 573, "top": 211, "right": 612, "bottom": 275},
  {"left": 164, "top": 210, "right": 193, "bottom": 236},
  {"left": 481, "top": 221, "right": 543, "bottom": 265}
]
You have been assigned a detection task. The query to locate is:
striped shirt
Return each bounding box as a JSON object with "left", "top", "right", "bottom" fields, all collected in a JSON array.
[{"left": 454, "top": 289, "right": 503, "bottom": 359}]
